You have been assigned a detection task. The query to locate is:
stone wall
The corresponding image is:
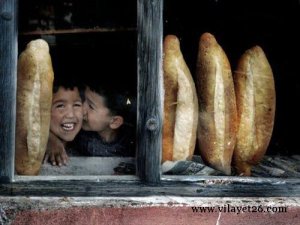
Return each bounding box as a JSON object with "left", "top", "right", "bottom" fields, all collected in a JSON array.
[{"left": 1, "top": 197, "right": 299, "bottom": 225}]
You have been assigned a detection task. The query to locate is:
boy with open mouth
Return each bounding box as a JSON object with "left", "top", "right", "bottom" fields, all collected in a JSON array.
[{"left": 43, "top": 78, "right": 83, "bottom": 166}]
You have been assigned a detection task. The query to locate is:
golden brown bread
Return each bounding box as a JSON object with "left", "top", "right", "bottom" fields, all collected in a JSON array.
[
  {"left": 15, "top": 39, "right": 54, "bottom": 175},
  {"left": 233, "top": 46, "right": 276, "bottom": 176},
  {"left": 162, "top": 35, "right": 198, "bottom": 162},
  {"left": 195, "top": 32, "right": 237, "bottom": 175}
]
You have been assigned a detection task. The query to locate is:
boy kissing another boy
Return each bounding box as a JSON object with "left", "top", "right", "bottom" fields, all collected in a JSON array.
[{"left": 73, "top": 82, "right": 136, "bottom": 157}]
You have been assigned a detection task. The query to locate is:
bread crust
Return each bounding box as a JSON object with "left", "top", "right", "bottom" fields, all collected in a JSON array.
[
  {"left": 162, "top": 35, "right": 198, "bottom": 162},
  {"left": 15, "top": 39, "right": 54, "bottom": 175},
  {"left": 196, "top": 33, "right": 237, "bottom": 175},
  {"left": 233, "top": 46, "right": 276, "bottom": 176}
]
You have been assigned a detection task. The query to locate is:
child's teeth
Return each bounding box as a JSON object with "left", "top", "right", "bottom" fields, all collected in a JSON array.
[{"left": 62, "top": 123, "right": 74, "bottom": 131}]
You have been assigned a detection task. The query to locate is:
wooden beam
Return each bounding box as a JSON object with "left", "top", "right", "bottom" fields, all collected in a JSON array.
[
  {"left": 0, "top": 0, "right": 17, "bottom": 182},
  {"left": 137, "top": 0, "right": 163, "bottom": 184},
  {"left": 19, "top": 27, "right": 136, "bottom": 36},
  {"left": 1, "top": 178, "right": 299, "bottom": 197}
]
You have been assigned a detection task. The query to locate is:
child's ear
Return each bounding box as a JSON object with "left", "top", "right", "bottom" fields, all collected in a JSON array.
[{"left": 110, "top": 116, "right": 124, "bottom": 129}]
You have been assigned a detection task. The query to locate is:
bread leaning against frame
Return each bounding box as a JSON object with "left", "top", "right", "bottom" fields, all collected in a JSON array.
[
  {"left": 15, "top": 39, "right": 54, "bottom": 175},
  {"left": 162, "top": 35, "right": 199, "bottom": 163}
]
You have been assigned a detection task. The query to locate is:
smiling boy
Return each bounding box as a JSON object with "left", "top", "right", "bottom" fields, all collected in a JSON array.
[{"left": 43, "top": 79, "right": 83, "bottom": 166}]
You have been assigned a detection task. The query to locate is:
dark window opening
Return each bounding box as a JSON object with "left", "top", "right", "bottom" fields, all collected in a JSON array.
[{"left": 17, "top": 0, "right": 137, "bottom": 176}]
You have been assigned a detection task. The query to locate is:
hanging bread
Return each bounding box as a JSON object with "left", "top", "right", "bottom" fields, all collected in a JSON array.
[
  {"left": 233, "top": 45, "right": 276, "bottom": 176},
  {"left": 195, "top": 32, "right": 237, "bottom": 175},
  {"left": 15, "top": 39, "right": 54, "bottom": 175},
  {"left": 162, "top": 35, "right": 199, "bottom": 162}
]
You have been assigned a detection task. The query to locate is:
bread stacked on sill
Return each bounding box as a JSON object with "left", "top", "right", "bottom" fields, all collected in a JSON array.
[{"left": 162, "top": 33, "right": 276, "bottom": 176}]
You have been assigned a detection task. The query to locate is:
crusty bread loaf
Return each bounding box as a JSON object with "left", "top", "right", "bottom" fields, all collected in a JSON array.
[
  {"left": 233, "top": 46, "right": 276, "bottom": 176},
  {"left": 162, "top": 35, "right": 199, "bottom": 162},
  {"left": 195, "top": 32, "right": 237, "bottom": 175},
  {"left": 15, "top": 39, "right": 54, "bottom": 175}
]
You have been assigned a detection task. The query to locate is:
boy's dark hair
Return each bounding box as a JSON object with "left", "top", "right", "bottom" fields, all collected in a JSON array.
[
  {"left": 52, "top": 75, "right": 84, "bottom": 100},
  {"left": 87, "top": 81, "right": 136, "bottom": 126}
]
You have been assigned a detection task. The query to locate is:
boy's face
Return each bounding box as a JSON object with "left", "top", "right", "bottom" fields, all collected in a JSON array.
[
  {"left": 50, "top": 87, "right": 83, "bottom": 142},
  {"left": 82, "top": 87, "right": 113, "bottom": 133}
]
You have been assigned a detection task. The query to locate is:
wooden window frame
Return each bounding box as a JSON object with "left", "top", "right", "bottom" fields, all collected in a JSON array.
[{"left": 0, "top": 0, "right": 299, "bottom": 197}]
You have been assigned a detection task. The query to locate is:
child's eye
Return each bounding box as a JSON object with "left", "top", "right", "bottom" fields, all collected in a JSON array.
[
  {"left": 74, "top": 102, "right": 82, "bottom": 107},
  {"left": 55, "top": 104, "right": 64, "bottom": 109}
]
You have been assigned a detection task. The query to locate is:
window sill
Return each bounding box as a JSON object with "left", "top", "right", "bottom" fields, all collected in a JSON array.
[
  {"left": 1, "top": 175, "right": 299, "bottom": 197},
  {"left": 39, "top": 156, "right": 135, "bottom": 176}
]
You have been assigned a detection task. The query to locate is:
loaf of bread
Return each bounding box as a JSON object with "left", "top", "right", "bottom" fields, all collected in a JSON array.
[
  {"left": 195, "top": 33, "right": 237, "bottom": 175},
  {"left": 15, "top": 39, "right": 54, "bottom": 175},
  {"left": 233, "top": 46, "right": 276, "bottom": 176},
  {"left": 162, "top": 35, "right": 199, "bottom": 162}
]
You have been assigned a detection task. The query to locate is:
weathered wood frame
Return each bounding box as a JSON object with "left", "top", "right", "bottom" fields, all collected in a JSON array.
[
  {"left": 0, "top": 0, "right": 17, "bottom": 183},
  {"left": 0, "top": 0, "right": 162, "bottom": 183},
  {"left": 0, "top": 0, "right": 299, "bottom": 197}
]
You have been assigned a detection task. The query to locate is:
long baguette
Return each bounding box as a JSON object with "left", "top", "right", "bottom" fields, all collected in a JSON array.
[
  {"left": 233, "top": 46, "right": 276, "bottom": 176},
  {"left": 195, "top": 32, "right": 237, "bottom": 175},
  {"left": 162, "top": 35, "right": 198, "bottom": 162},
  {"left": 15, "top": 39, "right": 54, "bottom": 175}
]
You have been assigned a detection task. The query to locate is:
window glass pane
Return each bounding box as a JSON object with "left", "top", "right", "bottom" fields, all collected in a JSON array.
[
  {"left": 17, "top": 0, "right": 137, "bottom": 176},
  {"left": 162, "top": 0, "right": 300, "bottom": 178}
]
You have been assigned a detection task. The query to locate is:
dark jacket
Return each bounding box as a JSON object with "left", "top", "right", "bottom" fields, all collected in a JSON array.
[{"left": 70, "top": 126, "right": 135, "bottom": 157}]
